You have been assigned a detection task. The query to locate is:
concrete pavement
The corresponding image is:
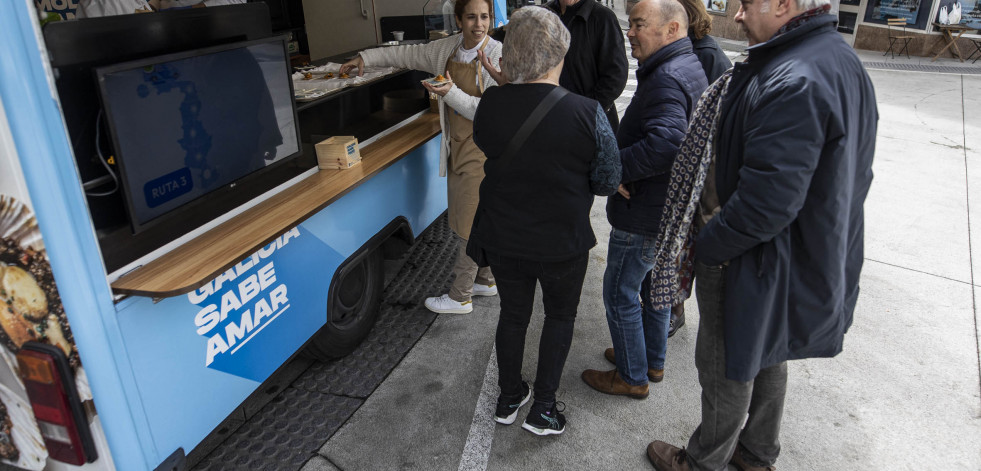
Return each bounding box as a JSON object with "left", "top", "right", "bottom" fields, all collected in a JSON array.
[{"left": 302, "top": 10, "right": 981, "bottom": 471}]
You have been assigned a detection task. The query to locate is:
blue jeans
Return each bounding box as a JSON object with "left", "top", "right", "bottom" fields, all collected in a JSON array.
[{"left": 602, "top": 228, "right": 672, "bottom": 386}]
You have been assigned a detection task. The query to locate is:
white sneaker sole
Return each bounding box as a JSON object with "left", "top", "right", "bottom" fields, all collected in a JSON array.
[
  {"left": 494, "top": 389, "right": 532, "bottom": 425},
  {"left": 521, "top": 422, "right": 564, "bottom": 436},
  {"left": 472, "top": 287, "right": 498, "bottom": 297},
  {"left": 424, "top": 301, "right": 473, "bottom": 314}
]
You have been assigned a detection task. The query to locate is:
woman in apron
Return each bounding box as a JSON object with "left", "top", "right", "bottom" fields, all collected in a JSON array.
[{"left": 340, "top": 0, "right": 501, "bottom": 314}]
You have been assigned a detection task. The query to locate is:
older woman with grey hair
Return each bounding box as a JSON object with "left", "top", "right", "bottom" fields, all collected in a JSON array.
[{"left": 469, "top": 6, "right": 621, "bottom": 436}]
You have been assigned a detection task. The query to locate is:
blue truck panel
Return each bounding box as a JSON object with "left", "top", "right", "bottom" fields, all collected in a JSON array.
[
  {"left": 0, "top": 0, "right": 504, "bottom": 468},
  {"left": 112, "top": 139, "right": 445, "bottom": 462}
]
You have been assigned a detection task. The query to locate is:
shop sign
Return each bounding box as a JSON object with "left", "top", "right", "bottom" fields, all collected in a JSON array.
[{"left": 34, "top": 0, "right": 79, "bottom": 21}]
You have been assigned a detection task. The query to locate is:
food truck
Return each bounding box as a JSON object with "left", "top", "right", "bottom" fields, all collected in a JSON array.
[{"left": 0, "top": 0, "right": 507, "bottom": 469}]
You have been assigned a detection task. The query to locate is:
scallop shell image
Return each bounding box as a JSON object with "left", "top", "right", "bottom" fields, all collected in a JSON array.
[{"left": 0, "top": 196, "right": 41, "bottom": 252}]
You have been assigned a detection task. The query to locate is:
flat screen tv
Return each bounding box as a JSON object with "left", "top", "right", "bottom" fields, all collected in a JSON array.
[{"left": 95, "top": 35, "right": 300, "bottom": 234}]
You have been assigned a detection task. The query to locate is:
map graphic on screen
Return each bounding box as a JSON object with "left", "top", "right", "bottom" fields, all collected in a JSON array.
[{"left": 97, "top": 39, "right": 300, "bottom": 230}]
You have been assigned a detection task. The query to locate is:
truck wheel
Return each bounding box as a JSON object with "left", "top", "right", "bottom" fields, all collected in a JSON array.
[{"left": 303, "top": 249, "right": 384, "bottom": 360}]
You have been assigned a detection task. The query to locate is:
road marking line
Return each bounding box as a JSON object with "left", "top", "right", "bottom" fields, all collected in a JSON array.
[{"left": 458, "top": 346, "right": 498, "bottom": 471}]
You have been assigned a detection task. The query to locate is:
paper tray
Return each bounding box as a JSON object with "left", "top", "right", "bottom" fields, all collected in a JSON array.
[{"left": 293, "top": 63, "right": 399, "bottom": 102}]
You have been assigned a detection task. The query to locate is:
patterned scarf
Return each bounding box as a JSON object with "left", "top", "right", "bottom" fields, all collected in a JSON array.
[
  {"left": 774, "top": 4, "right": 832, "bottom": 38},
  {"left": 648, "top": 71, "right": 732, "bottom": 310}
]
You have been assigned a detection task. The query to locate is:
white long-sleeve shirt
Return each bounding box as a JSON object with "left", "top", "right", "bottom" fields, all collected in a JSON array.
[{"left": 360, "top": 35, "right": 502, "bottom": 176}]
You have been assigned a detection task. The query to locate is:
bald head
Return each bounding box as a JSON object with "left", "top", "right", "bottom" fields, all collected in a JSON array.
[
  {"left": 637, "top": 0, "right": 689, "bottom": 31},
  {"left": 627, "top": 0, "right": 689, "bottom": 63}
]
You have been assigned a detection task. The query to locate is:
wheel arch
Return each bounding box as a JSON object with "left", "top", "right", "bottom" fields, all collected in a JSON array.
[{"left": 301, "top": 216, "right": 414, "bottom": 359}]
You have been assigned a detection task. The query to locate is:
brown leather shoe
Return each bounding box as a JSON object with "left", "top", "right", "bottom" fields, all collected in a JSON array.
[
  {"left": 729, "top": 444, "right": 776, "bottom": 471},
  {"left": 603, "top": 348, "right": 664, "bottom": 383},
  {"left": 646, "top": 440, "right": 690, "bottom": 471},
  {"left": 581, "top": 369, "right": 649, "bottom": 399}
]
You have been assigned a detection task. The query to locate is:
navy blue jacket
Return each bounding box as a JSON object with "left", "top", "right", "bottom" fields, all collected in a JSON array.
[
  {"left": 696, "top": 15, "right": 878, "bottom": 381},
  {"left": 607, "top": 38, "right": 707, "bottom": 235},
  {"left": 691, "top": 34, "right": 731, "bottom": 84}
]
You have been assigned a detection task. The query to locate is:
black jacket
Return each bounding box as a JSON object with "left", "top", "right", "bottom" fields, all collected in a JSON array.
[
  {"left": 546, "top": 0, "right": 627, "bottom": 130},
  {"left": 471, "top": 84, "right": 620, "bottom": 262},
  {"left": 606, "top": 38, "right": 707, "bottom": 235},
  {"left": 691, "top": 33, "right": 731, "bottom": 84},
  {"left": 696, "top": 15, "right": 878, "bottom": 381}
]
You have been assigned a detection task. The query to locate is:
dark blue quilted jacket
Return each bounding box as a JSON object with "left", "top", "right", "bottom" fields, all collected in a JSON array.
[{"left": 607, "top": 38, "right": 707, "bottom": 235}]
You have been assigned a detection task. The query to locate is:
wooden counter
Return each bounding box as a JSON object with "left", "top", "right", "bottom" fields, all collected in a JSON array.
[{"left": 110, "top": 112, "right": 441, "bottom": 298}]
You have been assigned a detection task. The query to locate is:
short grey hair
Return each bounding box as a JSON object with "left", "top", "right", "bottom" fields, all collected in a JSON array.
[
  {"left": 794, "top": 0, "right": 831, "bottom": 10},
  {"left": 501, "top": 7, "right": 570, "bottom": 84}
]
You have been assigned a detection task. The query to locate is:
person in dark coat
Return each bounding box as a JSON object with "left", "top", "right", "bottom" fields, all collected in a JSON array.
[
  {"left": 680, "top": 0, "right": 731, "bottom": 84},
  {"left": 663, "top": 0, "right": 733, "bottom": 339},
  {"left": 470, "top": 6, "right": 621, "bottom": 436},
  {"left": 645, "top": 0, "right": 878, "bottom": 469},
  {"left": 580, "top": 0, "right": 707, "bottom": 399},
  {"left": 545, "top": 0, "right": 628, "bottom": 131}
]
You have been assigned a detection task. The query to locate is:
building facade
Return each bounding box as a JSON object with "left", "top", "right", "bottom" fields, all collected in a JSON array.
[{"left": 703, "top": 0, "right": 980, "bottom": 59}]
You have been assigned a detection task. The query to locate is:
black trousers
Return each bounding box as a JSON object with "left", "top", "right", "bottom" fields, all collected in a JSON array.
[{"left": 489, "top": 251, "right": 589, "bottom": 404}]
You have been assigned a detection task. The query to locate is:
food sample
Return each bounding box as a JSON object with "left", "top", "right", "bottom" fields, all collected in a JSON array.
[
  {"left": 302, "top": 72, "right": 313, "bottom": 80},
  {"left": 421, "top": 74, "right": 451, "bottom": 87},
  {"left": 339, "top": 73, "right": 350, "bottom": 79},
  {"left": 323, "top": 73, "right": 334, "bottom": 79}
]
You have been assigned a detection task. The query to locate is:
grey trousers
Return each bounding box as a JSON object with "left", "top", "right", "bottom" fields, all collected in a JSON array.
[
  {"left": 686, "top": 262, "right": 787, "bottom": 471},
  {"left": 448, "top": 236, "right": 495, "bottom": 302}
]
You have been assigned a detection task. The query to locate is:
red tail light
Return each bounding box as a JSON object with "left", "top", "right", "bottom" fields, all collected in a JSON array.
[{"left": 16, "top": 342, "right": 97, "bottom": 465}]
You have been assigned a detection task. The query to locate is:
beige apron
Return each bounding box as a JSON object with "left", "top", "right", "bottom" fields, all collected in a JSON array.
[{"left": 445, "top": 37, "right": 489, "bottom": 240}]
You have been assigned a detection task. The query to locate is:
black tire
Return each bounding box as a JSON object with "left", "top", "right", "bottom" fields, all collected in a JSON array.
[{"left": 302, "top": 249, "right": 384, "bottom": 360}]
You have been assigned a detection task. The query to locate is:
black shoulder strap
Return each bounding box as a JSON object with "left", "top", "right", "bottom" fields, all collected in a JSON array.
[{"left": 498, "top": 86, "right": 569, "bottom": 167}]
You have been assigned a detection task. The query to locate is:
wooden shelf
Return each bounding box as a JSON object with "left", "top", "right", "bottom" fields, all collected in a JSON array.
[{"left": 110, "top": 112, "right": 441, "bottom": 298}]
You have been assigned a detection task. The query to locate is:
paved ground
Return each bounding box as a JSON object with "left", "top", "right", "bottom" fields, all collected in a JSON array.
[{"left": 300, "top": 9, "right": 981, "bottom": 471}]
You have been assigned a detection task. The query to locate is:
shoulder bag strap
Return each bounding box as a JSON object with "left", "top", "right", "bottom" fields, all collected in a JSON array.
[{"left": 497, "top": 86, "right": 569, "bottom": 167}]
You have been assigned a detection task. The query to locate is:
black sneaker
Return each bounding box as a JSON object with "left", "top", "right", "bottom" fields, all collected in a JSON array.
[
  {"left": 494, "top": 382, "right": 531, "bottom": 425},
  {"left": 521, "top": 400, "right": 566, "bottom": 436}
]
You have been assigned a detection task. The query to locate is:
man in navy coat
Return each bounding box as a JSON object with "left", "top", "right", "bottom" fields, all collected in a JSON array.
[
  {"left": 580, "top": 0, "right": 707, "bottom": 399},
  {"left": 646, "top": 0, "right": 878, "bottom": 468}
]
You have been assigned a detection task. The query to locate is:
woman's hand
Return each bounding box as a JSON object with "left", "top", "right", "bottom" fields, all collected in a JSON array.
[
  {"left": 422, "top": 70, "right": 454, "bottom": 97},
  {"left": 339, "top": 55, "right": 365, "bottom": 77},
  {"left": 478, "top": 50, "right": 507, "bottom": 85}
]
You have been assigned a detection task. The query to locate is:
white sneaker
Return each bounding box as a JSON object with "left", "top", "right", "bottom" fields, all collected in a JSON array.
[
  {"left": 472, "top": 282, "right": 498, "bottom": 297},
  {"left": 424, "top": 294, "right": 473, "bottom": 314}
]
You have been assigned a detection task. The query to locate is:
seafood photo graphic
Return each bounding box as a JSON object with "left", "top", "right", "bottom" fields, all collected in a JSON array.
[{"left": 0, "top": 196, "right": 78, "bottom": 368}]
